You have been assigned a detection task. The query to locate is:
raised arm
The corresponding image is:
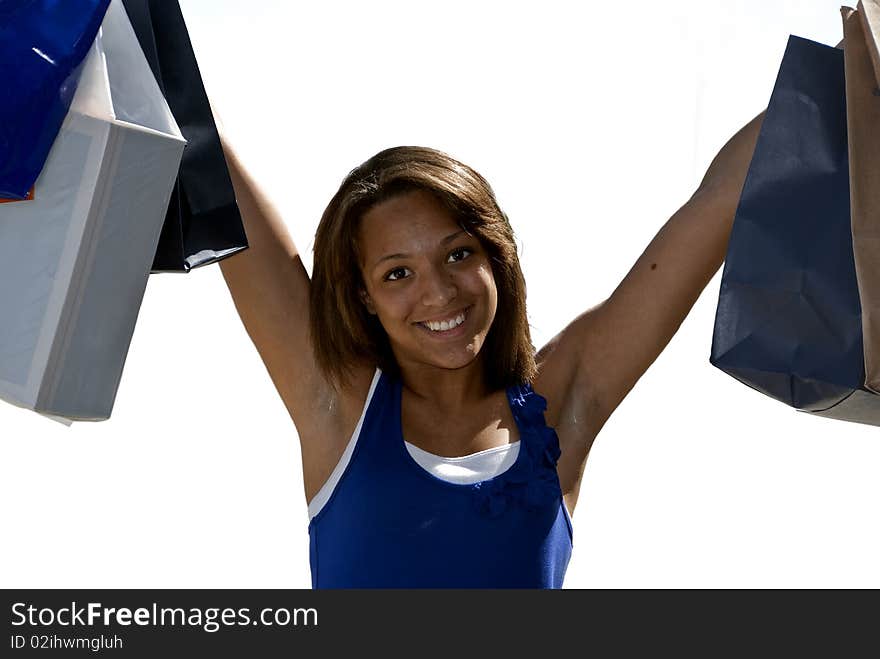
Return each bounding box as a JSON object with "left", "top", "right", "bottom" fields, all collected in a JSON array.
[
  {"left": 536, "top": 112, "right": 764, "bottom": 511},
  {"left": 586, "top": 112, "right": 765, "bottom": 418},
  {"left": 218, "top": 139, "right": 372, "bottom": 500},
  {"left": 219, "top": 141, "right": 323, "bottom": 420}
]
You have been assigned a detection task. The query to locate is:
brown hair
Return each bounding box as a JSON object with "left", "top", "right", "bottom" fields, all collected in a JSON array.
[{"left": 309, "top": 146, "right": 536, "bottom": 390}]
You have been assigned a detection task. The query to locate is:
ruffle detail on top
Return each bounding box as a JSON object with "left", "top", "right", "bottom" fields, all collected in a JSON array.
[{"left": 472, "top": 384, "right": 563, "bottom": 518}]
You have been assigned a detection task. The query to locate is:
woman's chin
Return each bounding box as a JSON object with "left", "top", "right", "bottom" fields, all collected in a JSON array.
[
  {"left": 422, "top": 344, "right": 485, "bottom": 372},
  {"left": 395, "top": 343, "right": 484, "bottom": 374}
]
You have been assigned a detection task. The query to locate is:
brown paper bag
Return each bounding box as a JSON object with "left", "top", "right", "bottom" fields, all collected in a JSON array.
[{"left": 844, "top": 1, "right": 880, "bottom": 392}]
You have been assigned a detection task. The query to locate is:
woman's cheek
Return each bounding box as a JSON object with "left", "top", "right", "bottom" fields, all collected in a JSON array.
[
  {"left": 477, "top": 264, "right": 499, "bottom": 303},
  {"left": 383, "top": 290, "right": 415, "bottom": 325}
]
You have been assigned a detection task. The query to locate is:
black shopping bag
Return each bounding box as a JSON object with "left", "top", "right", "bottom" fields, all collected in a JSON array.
[
  {"left": 710, "top": 35, "right": 880, "bottom": 427},
  {"left": 122, "top": 0, "right": 248, "bottom": 272}
]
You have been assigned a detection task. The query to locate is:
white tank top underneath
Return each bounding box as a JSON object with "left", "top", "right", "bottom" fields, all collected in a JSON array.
[
  {"left": 307, "top": 369, "right": 521, "bottom": 520},
  {"left": 404, "top": 440, "right": 520, "bottom": 484}
]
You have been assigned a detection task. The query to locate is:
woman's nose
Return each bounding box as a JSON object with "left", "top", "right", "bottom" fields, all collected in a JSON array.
[{"left": 420, "top": 266, "right": 457, "bottom": 307}]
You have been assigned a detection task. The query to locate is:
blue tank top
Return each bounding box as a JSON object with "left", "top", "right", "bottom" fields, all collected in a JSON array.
[{"left": 308, "top": 370, "right": 573, "bottom": 588}]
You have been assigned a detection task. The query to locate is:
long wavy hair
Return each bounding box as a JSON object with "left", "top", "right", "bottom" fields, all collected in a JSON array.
[{"left": 309, "top": 146, "right": 536, "bottom": 390}]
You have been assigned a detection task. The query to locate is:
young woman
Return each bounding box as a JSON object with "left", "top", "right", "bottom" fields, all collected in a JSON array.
[{"left": 218, "top": 113, "right": 763, "bottom": 588}]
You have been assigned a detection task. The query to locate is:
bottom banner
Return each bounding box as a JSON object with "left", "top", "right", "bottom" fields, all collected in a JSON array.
[{"left": 1, "top": 589, "right": 874, "bottom": 655}]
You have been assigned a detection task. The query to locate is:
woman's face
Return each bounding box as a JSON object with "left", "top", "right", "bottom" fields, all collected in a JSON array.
[{"left": 358, "top": 188, "right": 498, "bottom": 375}]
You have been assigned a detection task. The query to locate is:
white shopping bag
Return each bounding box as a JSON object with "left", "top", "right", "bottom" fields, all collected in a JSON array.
[{"left": 0, "top": 0, "right": 185, "bottom": 422}]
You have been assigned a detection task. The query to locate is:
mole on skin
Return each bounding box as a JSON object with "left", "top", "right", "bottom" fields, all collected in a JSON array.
[{"left": 650, "top": 263, "right": 657, "bottom": 270}]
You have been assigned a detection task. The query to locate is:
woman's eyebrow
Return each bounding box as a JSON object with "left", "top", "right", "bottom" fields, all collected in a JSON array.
[{"left": 373, "top": 230, "right": 467, "bottom": 267}]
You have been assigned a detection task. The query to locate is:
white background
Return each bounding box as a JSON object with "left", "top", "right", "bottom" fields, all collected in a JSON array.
[{"left": 2, "top": 0, "right": 878, "bottom": 589}]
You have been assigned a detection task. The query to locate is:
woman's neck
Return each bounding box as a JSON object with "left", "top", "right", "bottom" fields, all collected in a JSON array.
[{"left": 397, "top": 357, "right": 492, "bottom": 413}]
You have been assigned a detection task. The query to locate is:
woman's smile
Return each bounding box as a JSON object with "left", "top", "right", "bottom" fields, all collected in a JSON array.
[{"left": 415, "top": 305, "right": 472, "bottom": 337}]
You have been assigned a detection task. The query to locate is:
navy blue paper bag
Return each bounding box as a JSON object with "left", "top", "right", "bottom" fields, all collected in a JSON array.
[
  {"left": 0, "top": 0, "right": 111, "bottom": 199},
  {"left": 122, "top": 0, "right": 248, "bottom": 272},
  {"left": 710, "top": 35, "right": 880, "bottom": 426}
]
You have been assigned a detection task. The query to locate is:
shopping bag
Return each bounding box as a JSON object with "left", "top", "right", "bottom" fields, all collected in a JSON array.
[
  {"left": 709, "top": 30, "right": 880, "bottom": 426},
  {"left": 846, "top": 1, "right": 880, "bottom": 392},
  {"left": 121, "top": 0, "right": 248, "bottom": 272},
  {"left": 0, "top": 0, "right": 185, "bottom": 421},
  {"left": 0, "top": 0, "right": 111, "bottom": 199}
]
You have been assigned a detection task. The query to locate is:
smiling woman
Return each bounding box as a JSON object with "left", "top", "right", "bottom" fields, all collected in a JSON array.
[
  {"left": 218, "top": 110, "right": 763, "bottom": 587},
  {"left": 3, "top": 0, "right": 877, "bottom": 594}
]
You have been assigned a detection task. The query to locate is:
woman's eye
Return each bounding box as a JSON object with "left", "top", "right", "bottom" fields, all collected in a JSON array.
[
  {"left": 447, "top": 247, "right": 473, "bottom": 263},
  {"left": 384, "top": 267, "right": 410, "bottom": 281}
]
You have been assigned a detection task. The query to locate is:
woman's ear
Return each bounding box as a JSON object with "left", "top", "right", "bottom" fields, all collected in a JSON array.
[{"left": 360, "top": 288, "right": 377, "bottom": 315}]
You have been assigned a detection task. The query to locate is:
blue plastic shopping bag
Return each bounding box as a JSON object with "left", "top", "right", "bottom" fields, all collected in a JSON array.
[{"left": 0, "top": 0, "right": 111, "bottom": 199}]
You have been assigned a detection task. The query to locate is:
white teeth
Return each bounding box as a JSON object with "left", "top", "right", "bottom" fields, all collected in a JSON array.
[{"left": 424, "top": 312, "right": 466, "bottom": 332}]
